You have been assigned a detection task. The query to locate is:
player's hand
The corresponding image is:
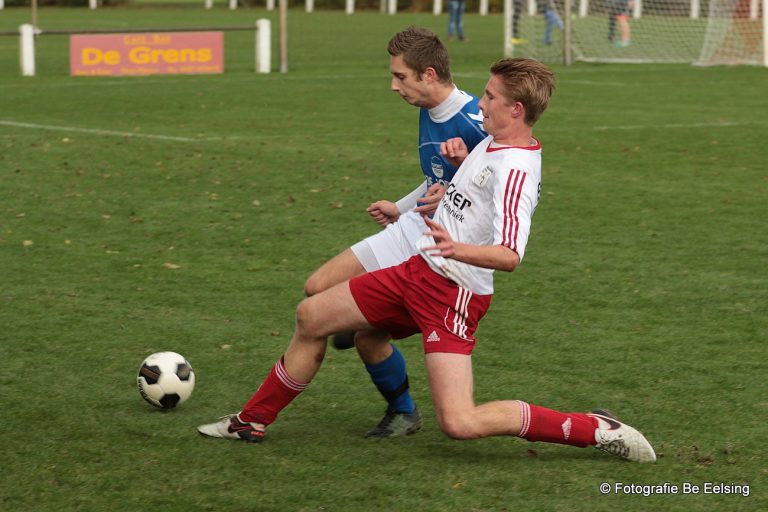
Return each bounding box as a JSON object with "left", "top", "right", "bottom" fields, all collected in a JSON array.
[
  {"left": 414, "top": 183, "right": 446, "bottom": 216},
  {"left": 440, "top": 137, "right": 469, "bottom": 169},
  {"left": 367, "top": 200, "right": 400, "bottom": 226},
  {"left": 421, "top": 216, "right": 456, "bottom": 258}
]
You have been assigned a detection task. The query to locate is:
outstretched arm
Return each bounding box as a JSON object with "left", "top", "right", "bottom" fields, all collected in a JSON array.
[
  {"left": 366, "top": 200, "right": 401, "bottom": 227},
  {"left": 366, "top": 180, "right": 429, "bottom": 226}
]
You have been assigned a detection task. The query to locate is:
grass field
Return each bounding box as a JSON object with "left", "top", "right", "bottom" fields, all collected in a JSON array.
[{"left": 1, "top": 6, "right": 767, "bottom": 512}]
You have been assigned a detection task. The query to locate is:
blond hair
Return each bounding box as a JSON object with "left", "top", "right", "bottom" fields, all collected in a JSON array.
[{"left": 490, "top": 58, "right": 556, "bottom": 126}]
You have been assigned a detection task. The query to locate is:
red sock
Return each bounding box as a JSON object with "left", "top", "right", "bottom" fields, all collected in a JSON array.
[
  {"left": 239, "top": 357, "right": 308, "bottom": 425},
  {"left": 517, "top": 402, "right": 598, "bottom": 447}
]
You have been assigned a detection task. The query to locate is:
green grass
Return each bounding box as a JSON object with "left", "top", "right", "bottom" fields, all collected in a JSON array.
[{"left": 1, "top": 7, "right": 767, "bottom": 512}]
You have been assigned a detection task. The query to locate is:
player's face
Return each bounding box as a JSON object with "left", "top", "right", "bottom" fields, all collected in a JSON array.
[
  {"left": 478, "top": 74, "right": 519, "bottom": 137},
  {"left": 389, "top": 55, "right": 431, "bottom": 107}
]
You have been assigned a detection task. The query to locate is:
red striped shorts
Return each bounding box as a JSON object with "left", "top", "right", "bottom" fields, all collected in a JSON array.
[{"left": 349, "top": 255, "right": 492, "bottom": 355}]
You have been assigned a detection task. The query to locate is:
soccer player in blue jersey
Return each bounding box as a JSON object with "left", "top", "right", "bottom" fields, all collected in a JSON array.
[{"left": 302, "top": 26, "right": 486, "bottom": 437}]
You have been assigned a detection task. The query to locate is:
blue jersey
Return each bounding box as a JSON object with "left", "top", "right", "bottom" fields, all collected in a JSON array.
[{"left": 418, "top": 87, "right": 486, "bottom": 189}]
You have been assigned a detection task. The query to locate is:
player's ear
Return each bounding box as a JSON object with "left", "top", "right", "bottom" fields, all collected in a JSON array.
[
  {"left": 422, "top": 66, "right": 438, "bottom": 83},
  {"left": 510, "top": 101, "right": 525, "bottom": 119}
]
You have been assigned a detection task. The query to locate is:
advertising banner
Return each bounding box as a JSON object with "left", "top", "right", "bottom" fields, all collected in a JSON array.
[{"left": 70, "top": 32, "right": 224, "bottom": 76}]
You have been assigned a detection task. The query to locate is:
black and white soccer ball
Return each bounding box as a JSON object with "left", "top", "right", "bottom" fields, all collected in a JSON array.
[{"left": 137, "top": 351, "right": 195, "bottom": 409}]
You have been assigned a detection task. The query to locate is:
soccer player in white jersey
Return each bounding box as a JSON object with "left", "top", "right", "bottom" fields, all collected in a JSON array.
[
  {"left": 304, "top": 27, "right": 486, "bottom": 437},
  {"left": 199, "top": 58, "right": 657, "bottom": 463}
]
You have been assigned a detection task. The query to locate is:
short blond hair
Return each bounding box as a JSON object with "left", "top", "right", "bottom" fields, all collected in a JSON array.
[{"left": 490, "top": 58, "right": 555, "bottom": 126}]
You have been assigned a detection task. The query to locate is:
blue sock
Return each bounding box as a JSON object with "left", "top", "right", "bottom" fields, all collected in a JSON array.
[{"left": 365, "top": 344, "right": 415, "bottom": 414}]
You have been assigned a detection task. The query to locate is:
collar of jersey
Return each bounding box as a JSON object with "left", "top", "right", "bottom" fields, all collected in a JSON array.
[
  {"left": 485, "top": 137, "right": 541, "bottom": 152},
  {"left": 428, "top": 86, "right": 473, "bottom": 123}
]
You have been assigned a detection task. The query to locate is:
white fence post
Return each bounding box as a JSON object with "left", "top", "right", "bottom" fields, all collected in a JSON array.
[
  {"left": 256, "top": 19, "right": 271, "bottom": 73},
  {"left": 578, "top": 0, "right": 588, "bottom": 17},
  {"left": 479, "top": 0, "right": 488, "bottom": 15},
  {"left": 433, "top": 0, "right": 442, "bottom": 15},
  {"left": 89, "top": 0, "right": 98, "bottom": 9},
  {"left": 633, "top": 0, "right": 642, "bottom": 19},
  {"left": 564, "top": 0, "right": 573, "bottom": 65},
  {"left": 205, "top": 0, "right": 213, "bottom": 8},
  {"left": 503, "top": 0, "right": 512, "bottom": 56},
  {"left": 305, "top": 0, "right": 314, "bottom": 12},
  {"left": 0, "top": 0, "right": 5, "bottom": 11},
  {"left": 762, "top": 0, "right": 767, "bottom": 66},
  {"left": 689, "top": 0, "right": 699, "bottom": 19},
  {"left": 527, "top": 0, "right": 535, "bottom": 15},
  {"left": 229, "top": 0, "right": 237, "bottom": 10},
  {"left": 387, "top": 0, "right": 397, "bottom": 14},
  {"left": 20, "top": 24, "right": 36, "bottom": 77},
  {"left": 267, "top": 0, "right": 275, "bottom": 10},
  {"left": 346, "top": 0, "right": 354, "bottom": 14}
]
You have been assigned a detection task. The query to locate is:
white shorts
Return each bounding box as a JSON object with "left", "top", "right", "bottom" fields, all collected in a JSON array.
[{"left": 351, "top": 210, "right": 427, "bottom": 272}]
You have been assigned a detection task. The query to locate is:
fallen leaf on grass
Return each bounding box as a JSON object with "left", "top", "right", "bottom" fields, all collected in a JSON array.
[{"left": 163, "top": 262, "right": 182, "bottom": 270}]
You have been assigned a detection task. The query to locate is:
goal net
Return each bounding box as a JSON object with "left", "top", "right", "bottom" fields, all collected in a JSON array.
[
  {"left": 698, "top": 0, "right": 766, "bottom": 64},
  {"left": 507, "top": 0, "right": 766, "bottom": 65}
]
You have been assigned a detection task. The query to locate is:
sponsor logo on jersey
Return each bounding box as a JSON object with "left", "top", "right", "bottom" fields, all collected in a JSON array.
[
  {"left": 445, "top": 183, "right": 472, "bottom": 210},
  {"left": 427, "top": 176, "right": 449, "bottom": 188},
  {"left": 473, "top": 166, "right": 494, "bottom": 187},
  {"left": 441, "top": 183, "right": 472, "bottom": 223},
  {"left": 430, "top": 155, "right": 445, "bottom": 179}
]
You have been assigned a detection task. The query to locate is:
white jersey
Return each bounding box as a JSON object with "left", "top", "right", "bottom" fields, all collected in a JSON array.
[
  {"left": 417, "top": 135, "right": 542, "bottom": 295},
  {"left": 353, "top": 87, "right": 484, "bottom": 273}
]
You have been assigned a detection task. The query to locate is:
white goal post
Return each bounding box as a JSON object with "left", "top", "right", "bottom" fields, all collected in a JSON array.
[
  {"left": 506, "top": 0, "right": 766, "bottom": 66},
  {"left": 699, "top": 0, "right": 767, "bottom": 65}
]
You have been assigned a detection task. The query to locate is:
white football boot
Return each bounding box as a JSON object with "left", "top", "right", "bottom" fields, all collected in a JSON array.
[
  {"left": 197, "top": 413, "right": 266, "bottom": 443},
  {"left": 589, "top": 409, "right": 656, "bottom": 462}
]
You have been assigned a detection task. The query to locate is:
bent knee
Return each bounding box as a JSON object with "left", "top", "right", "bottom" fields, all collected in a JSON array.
[
  {"left": 437, "top": 414, "right": 481, "bottom": 441},
  {"left": 295, "top": 298, "right": 326, "bottom": 338}
]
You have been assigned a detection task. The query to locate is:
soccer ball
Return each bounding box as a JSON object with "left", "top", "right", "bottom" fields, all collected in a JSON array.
[{"left": 137, "top": 351, "right": 195, "bottom": 409}]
